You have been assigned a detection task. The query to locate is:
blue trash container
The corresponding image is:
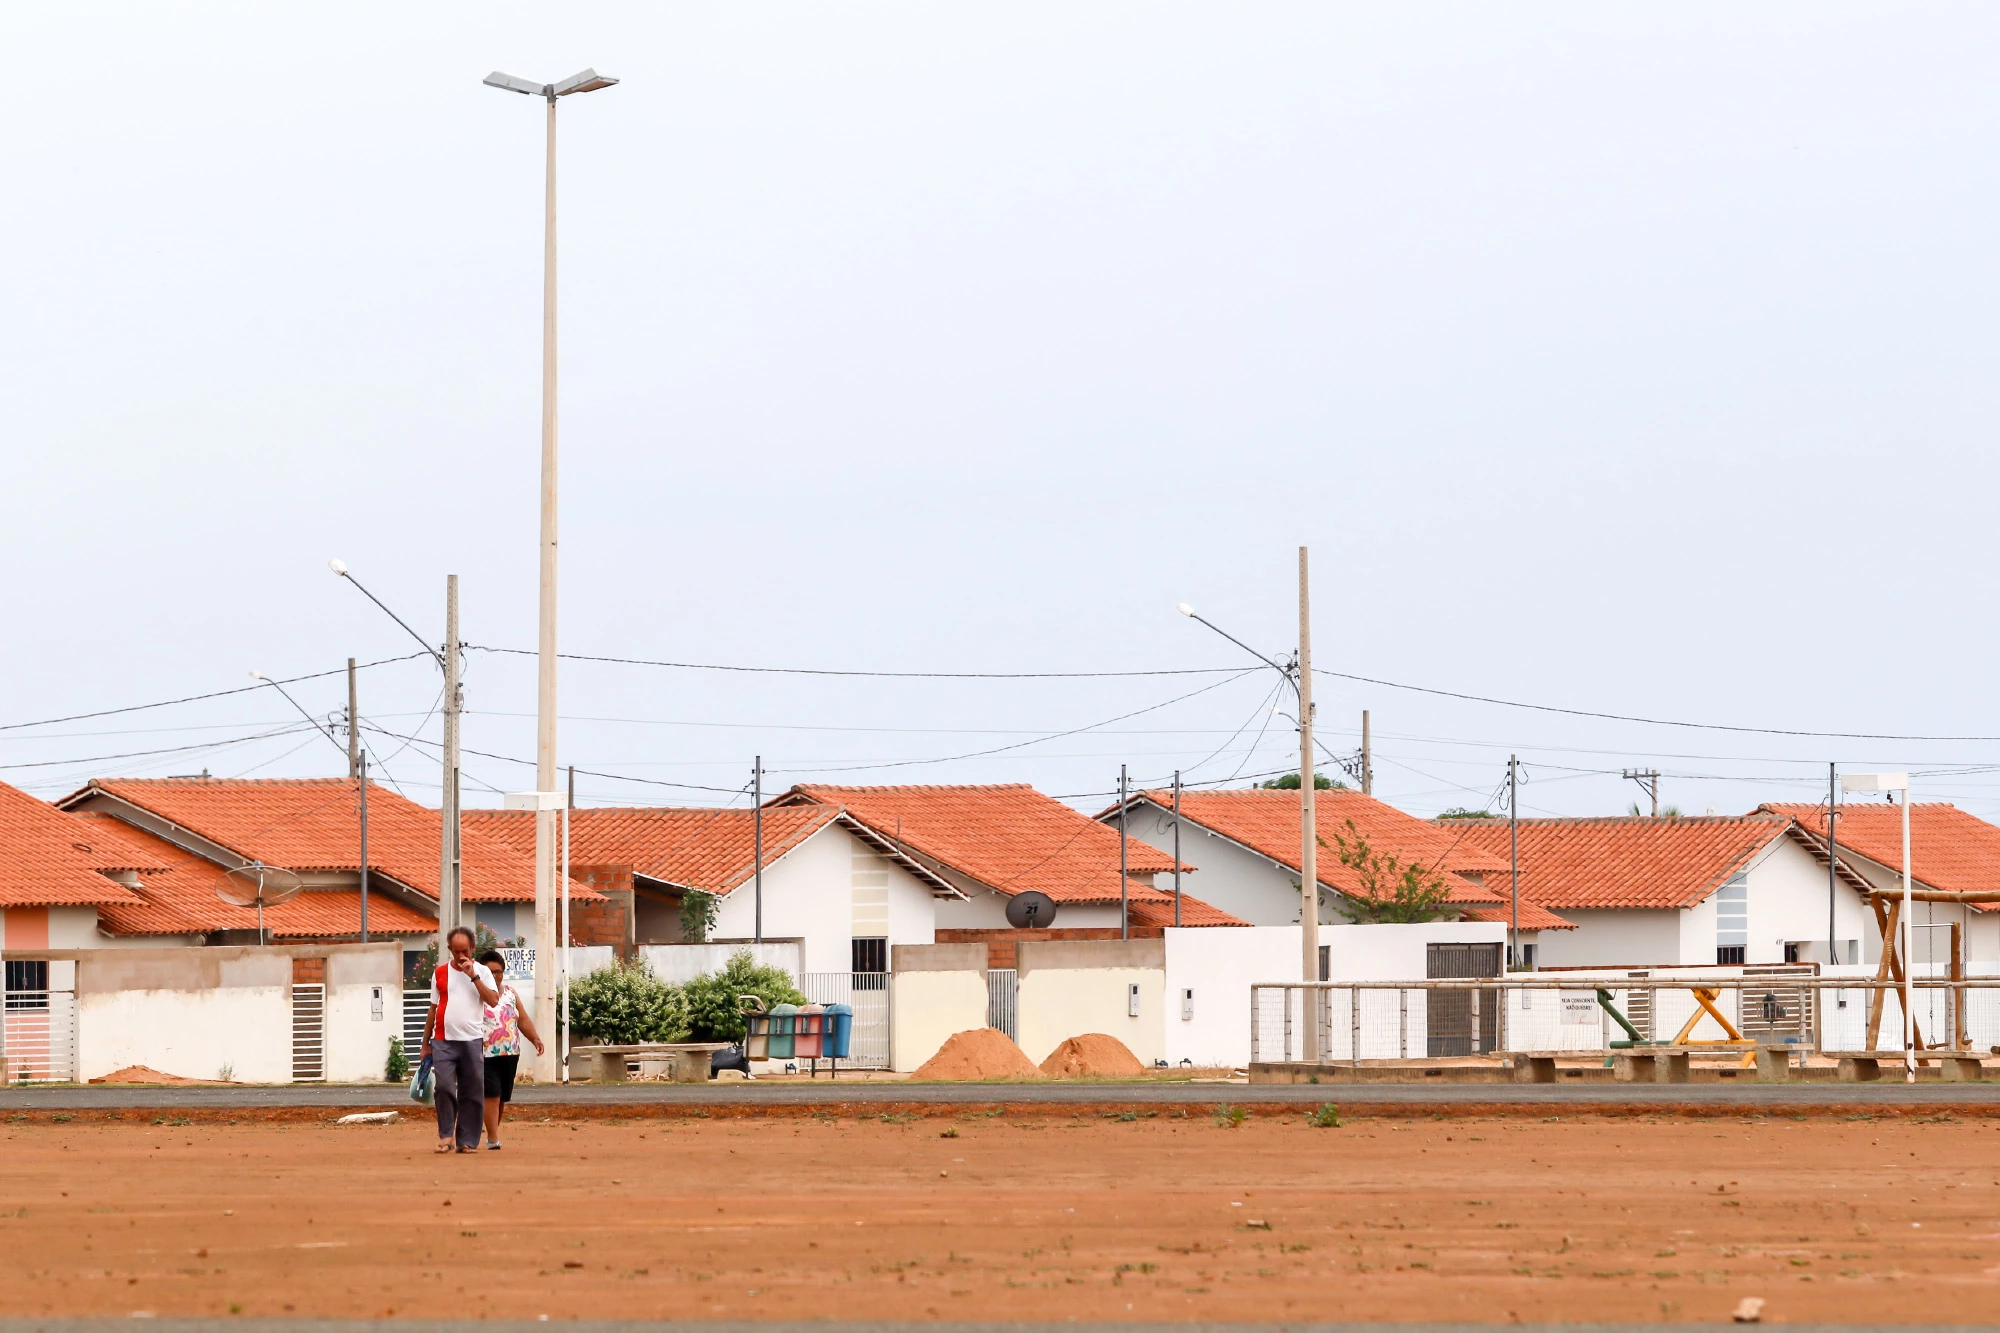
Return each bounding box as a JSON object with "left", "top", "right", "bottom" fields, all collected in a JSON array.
[{"left": 824, "top": 1003, "right": 854, "bottom": 1060}]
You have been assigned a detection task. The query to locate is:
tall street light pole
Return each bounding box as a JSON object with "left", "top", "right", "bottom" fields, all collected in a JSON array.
[
  {"left": 1844, "top": 771, "right": 1913, "bottom": 1082},
  {"left": 485, "top": 67, "right": 618, "bottom": 1085}
]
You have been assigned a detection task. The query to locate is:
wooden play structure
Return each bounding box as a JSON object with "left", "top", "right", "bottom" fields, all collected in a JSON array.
[{"left": 1860, "top": 888, "right": 1980, "bottom": 1058}]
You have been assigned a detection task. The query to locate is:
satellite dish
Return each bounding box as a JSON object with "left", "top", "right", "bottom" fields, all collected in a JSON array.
[
  {"left": 1005, "top": 890, "right": 1058, "bottom": 930},
  {"left": 214, "top": 862, "right": 303, "bottom": 944}
]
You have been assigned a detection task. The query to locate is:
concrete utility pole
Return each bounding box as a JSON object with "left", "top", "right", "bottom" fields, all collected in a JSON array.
[
  {"left": 1623, "top": 767, "right": 1661, "bottom": 818},
  {"left": 1298, "top": 547, "right": 1319, "bottom": 1002},
  {"left": 486, "top": 65, "right": 617, "bottom": 1087},
  {"left": 1509, "top": 754, "right": 1520, "bottom": 971},
  {"left": 440, "top": 576, "right": 462, "bottom": 951},
  {"left": 346, "top": 658, "right": 360, "bottom": 780},
  {"left": 753, "top": 757, "right": 763, "bottom": 944},
  {"left": 358, "top": 751, "right": 370, "bottom": 944},
  {"left": 1827, "top": 763, "right": 1839, "bottom": 966},
  {"left": 1119, "top": 764, "right": 1131, "bottom": 941},
  {"left": 1172, "top": 770, "right": 1182, "bottom": 929},
  {"left": 1360, "top": 710, "right": 1373, "bottom": 796}
]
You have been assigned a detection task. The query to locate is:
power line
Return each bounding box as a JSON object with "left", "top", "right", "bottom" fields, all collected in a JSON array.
[
  {"left": 465, "top": 644, "right": 1240, "bottom": 680},
  {"left": 0, "top": 723, "right": 314, "bottom": 772},
  {"left": 0, "top": 652, "right": 433, "bottom": 735}
]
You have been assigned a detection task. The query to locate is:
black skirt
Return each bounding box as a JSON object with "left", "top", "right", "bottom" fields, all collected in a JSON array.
[{"left": 483, "top": 1052, "right": 519, "bottom": 1103}]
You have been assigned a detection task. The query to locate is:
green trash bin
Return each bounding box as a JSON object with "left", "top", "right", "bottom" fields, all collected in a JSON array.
[{"left": 768, "top": 1002, "right": 798, "bottom": 1061}]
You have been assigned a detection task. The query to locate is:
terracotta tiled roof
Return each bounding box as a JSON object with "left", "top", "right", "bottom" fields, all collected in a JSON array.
[
  {"left": 1460, "top": 900, "right": 1576, "bottom": 932},
  {"left": 0, "top": 780, "right": 149, "bottom": 908},
  {"left": 1126, "top": 892, "right": 1252, "bottom": 928},
  {"left": 1438, "top": 816, "right": 1792, "bottom": 911},
  {"left": 75, "top": 814, "right": 436, "bottom": 939},
  {"left": 1760, "top": 801, "right": 2000, "bottom": 901},
  {"left": 1127, "top": 790, "right": 1510, "bottom": 908},
  {"left": 60, "top": 778, "right": 553, "bottom": 904},
  {"left": 465, "top": 806, "right": 842, "bottom": 894},
  {"left": 777, "top": 784, "right": 1184, "bottom": 907}
]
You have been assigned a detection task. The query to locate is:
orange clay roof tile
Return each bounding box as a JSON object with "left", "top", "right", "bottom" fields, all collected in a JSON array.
[
  {"left": 1126, "top": 893, "right": 1252, "bottom": 928},
  {"left": 778, "top": 783, "right": 1185, "bottom": 907},
  {"left": 464, "top": 805, "right": 846, "bottom": 895},
  {"left": 1760, "top": 801, "right": 2000, "bottom": 900},
  {"left": 1437, "top": 815, "right": 1792, "bottom": 911},
  {"left": 0, "top": 780, "right": 150, "bottom": 908}
]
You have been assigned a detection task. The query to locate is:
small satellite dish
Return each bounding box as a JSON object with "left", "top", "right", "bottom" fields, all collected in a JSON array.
[
  {"left": 1005, "top": 890, "right": 1058, "bottom": 930},
  {"left": 214, "top": 862, "right": 304, "bottom": 944}
]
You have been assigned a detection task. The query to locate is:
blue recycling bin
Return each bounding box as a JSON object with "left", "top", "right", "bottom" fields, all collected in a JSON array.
[{"left": 824, "top": 1003, "right": 854, "bottom": 1060}]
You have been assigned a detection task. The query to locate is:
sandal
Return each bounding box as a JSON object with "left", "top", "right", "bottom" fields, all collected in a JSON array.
[
  {"left": 486, "top": 1141, "right": 503, "bottom": 1151},
  {"left": 434, "top": 1141, "right": 455, "bottom": 1154}
]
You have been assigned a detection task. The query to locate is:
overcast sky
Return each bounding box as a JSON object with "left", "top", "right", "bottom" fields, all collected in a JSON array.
[{"left": 5, "top": 4, "right": 1999, "bottom": 821}]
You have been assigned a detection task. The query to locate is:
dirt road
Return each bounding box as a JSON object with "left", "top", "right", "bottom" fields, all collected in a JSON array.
[{"left": 2, "top": 1108, "right": 1995, "bottom": 1323}]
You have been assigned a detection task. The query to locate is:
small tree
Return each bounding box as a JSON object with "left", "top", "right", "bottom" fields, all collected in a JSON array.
[
  {"left": 680, "top": 889, "right": 719, "bottom": 944},
  {"left": 1325, "top": 818, "right": 1453, "bottom": 924},
  {"left": 1436, "top": 807, "right": 1496, "bottom": 820},
  {"left": 1260, "top": 772, "right": 1343, "bottom": 790},
  {"left": 681, "top": 949, "right": 806, "bottom": 1043},
  {"left": 567, "top": 958, "right": 691, "bottom": 1045}
]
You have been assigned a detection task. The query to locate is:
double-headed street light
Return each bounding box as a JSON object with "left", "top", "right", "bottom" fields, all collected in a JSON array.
[{"left": 484, "top": 66, "right": 618, "bottom": 1086}]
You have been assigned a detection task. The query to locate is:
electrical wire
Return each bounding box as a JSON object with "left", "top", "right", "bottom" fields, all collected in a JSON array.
[
  {"left": 0, "top": 724, "right": 314, "bottom": 772},
  {"left": 0, "top": 652, "right": 433, "bottom": 735},
  {"left": 465, "top": 644, "right": 1240, "bottom": 680}
]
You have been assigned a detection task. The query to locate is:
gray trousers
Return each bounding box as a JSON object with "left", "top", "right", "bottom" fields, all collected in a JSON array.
[{"left": 432, "top": 1039, "right": 485, "bottom": 1148}]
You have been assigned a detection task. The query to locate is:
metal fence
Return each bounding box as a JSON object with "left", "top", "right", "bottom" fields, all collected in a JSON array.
[
  {"left": 403, "top": 989, "right": 431, "bottom": 1059},
  {"left": 291, "top": 984, "right": 326, "bottom": 1083},
  {"left": 798, "top": 972, "right": 891, "bottom": 1069},
  {"left": 986, "top": 969, "right": 1018, "bottom": 1041},
  {"left": 3, "top": 989, "right": 78, "bottom": 1084},
  {"left": 1250, "top": 974, "right": 2000, "bottom": 1064}
]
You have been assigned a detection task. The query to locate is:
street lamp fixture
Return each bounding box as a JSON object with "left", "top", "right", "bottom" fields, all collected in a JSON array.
[{"left": 1842, "top": 771, "right": 1914, "bottom": 1082}]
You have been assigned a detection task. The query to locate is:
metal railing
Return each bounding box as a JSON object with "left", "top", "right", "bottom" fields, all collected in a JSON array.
[
  {"left": 291, "top": 984, "right": 326, "bottom": 1083},
  {"left": 3, "top": 990, "right": 78, "bottom": 1084},
  {"left": 986, "top": 969, "right": 1018, "bottom": 1041},
  {"left": 797, "top": 972, "right": 891, "bottom": 1069},
  {"left": 1250, "top": 975, "right": 2000, "bottom": 1065}
]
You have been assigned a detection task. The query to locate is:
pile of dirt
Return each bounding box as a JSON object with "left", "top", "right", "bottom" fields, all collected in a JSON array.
[
  {"left": 1038, "top": 1033, "right": 1145, "bottom": 1079},
  {"left": 88, "top": 1065, "right": 213, "bottom": 1086},
  {"left": 910, "top": 1028, "right": 1042, "bottom": 1081}
]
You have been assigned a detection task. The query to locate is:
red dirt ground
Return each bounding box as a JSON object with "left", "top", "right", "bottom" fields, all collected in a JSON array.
[
  {"left": 1040, "top": 1033, "right": 1145, "bottom": 1079},
  {"left": 2, "top": 1109, "right": 1998, "bottom": 1322},
  {"left": 910, "top": 1027, "right": 1041, "bottom": 1080}
]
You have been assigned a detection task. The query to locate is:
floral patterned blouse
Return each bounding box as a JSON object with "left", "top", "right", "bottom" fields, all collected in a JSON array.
[{"left": 483, "top": 983, "right": 522, "bottom": 1057}]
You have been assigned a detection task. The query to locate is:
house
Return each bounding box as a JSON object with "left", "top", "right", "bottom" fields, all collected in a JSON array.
[
  {"left": 0, "top": 779, "right": 157, "bottom": 956},
  {"left": 464, "top": 804, "right": 963, "bottom": 973},
  {"left": 1439, "top": 814, "right": 1873, "bottom": 969},
  {"left": 54, "top": 777, "right": 574, "bottom": 950},
  {"left": 1758, "top": 800, "right": 2000, "bottom": 965},
  {"left": 772, "top": 783, "right": 1248, "bottom": 968},
  {"left": 1101, "top": 789, "right": 1572, "bottom": 969}
]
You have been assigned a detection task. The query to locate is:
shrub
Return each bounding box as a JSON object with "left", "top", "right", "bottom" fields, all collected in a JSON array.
[
  {"left": 680, "top": 890, "right": 719, "bottom": 944},
  {"left": 384, "top": 1038, "right": 410, "bottom": 1084},
  {"left": 1306, "top": 1102, "right": 1342, "bottom": 1129},
  {"left": 681, "top": 949, "right": 806, "bottom": 1042},
  {"left": 1214, "top": 1103, "right": 1247, "bottom": 1128},
  {"left": 567, "top": 958, "right": 691, "bottom": 1046}
]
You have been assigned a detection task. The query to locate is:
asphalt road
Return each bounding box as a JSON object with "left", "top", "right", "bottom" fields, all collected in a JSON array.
[{"left": 1, "top": 1079, "right": 1996, "bottom": 1111}]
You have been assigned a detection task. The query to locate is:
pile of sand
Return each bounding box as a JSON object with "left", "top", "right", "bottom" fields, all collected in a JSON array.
[
  {"left": 911, "top": 1027, "right": 1042, "bottom": 1081},
  {"left": 89, "top": 1065, "right": 212, "bottom": 1086},
  {"left": 1038, "top": 1033, "right": 1145, "bottom": 1079}
]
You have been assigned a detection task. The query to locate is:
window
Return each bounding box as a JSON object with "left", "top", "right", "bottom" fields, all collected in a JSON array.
[
  {"left": 1783, "top": 942, "right": 1800, "bottom": 964},
  {"left": 4, "top": 960, "right": 48, "bottom": 1012},
  {"left": 1715, "top": 874, "right": 1747, "bottom": 965},
  {"left": 1317, "top": 944, "right": 1329, "bottom": 982},
  {"left": 1507, "top": 942, "right": 1536, "bottom": 971},
  {"left": 851, "top": 937, "right": 887, "bottom": 974}
]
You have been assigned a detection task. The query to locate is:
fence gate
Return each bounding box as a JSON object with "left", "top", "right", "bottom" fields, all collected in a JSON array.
[
  {"left": 986, "top": 969, "right": 1018, "bottom": 1041},
  {"left": 291, "top": 984, "right": 326, "bottom": 1083},
  {"left": 403, "top": 989, "right": 431, "bottom": 1057},
  {"left": 1425, "top": 943, "right": 1502, "bottom": 1056},
  {"left": 3, "top": 984, "right": 78, "bottom": 1084},
  {"left": 798, "top": 972, "right": 891, "bottom": 1070}
]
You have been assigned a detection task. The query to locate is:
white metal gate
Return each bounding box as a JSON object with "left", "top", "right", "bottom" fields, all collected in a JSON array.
[
  {"left": 3, "top": 989, "right": 78, "bottom": 1084},
  {"left": 291, "top": 984, "right": 326, "bottom": 1083},
  {"left": 403, "top": 988, "right": 431, "bottom": 1057},
  {"left": 986, "top": 969, "right": 1018, "bottom": 1040},
  {"left": 797, "top": 972, "right": 890, "bottom": 1069}
]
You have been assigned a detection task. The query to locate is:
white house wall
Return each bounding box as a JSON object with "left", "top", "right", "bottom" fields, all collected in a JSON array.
[
  {"left": 709, "top": 823, "right": 940, "bottom": 974},
  {"left": 1118, "top": 807, "right": 1305, "bottom": 925},
  {"left": 1015, "top": 939, "right": 1166, "bottom": 1067},
  {"left": 1535, "top": 909, "right": 1685, "bottom": 968}
]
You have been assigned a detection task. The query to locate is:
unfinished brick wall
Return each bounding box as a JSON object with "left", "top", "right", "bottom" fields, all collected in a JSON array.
[
  {"left": 935, "top": 926, "right": 1165, "bottom": 971},
  {"left": 290, "top": 956, "right": 326, "bottom": 985},
  {"left": 569, "top": 865, "right": 636, "bottom": 959}
]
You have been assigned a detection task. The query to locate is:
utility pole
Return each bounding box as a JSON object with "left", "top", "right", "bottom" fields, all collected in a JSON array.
[
  {"left": 1172, "top": 770, "right": 1182, "bottom": 929},
  {"left": 1119, "top": 764, "right": 1130, "bottom": 940},
  {"left": 440, "top": 576, "right": 462, "bottom": 953},
  {"left": 1827, "top": 763, "right": 1839, "bottom": 966},
  {"left": 346, "top": 658, "right": 360, "bottom": 780},
  {"left": 562, "top": 764, "right": 573, "bottom": 1082},
  {"left": 1509, "top": 755, "right": 1520, "bottom": 971},
  {"left": 1360, "top": 710, "right": 1373, "bottom": 796},
  {"left": 358, "top": 751, "right": 369, "bottom": 944},
  {"left": 753, "top": 757, "right": 763, "bottom": 944},
  {"left": 1623, "top": 768, "right": 1661, "bottom": 818},
  {"left": 1298, "top": 548, "right": 1319, "bottom": 1004}
]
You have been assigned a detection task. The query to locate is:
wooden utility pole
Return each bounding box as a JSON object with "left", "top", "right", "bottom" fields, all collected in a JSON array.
[
  {"left": 1360, "top": 710, "right": 1373, "bottom": 796},
  {"left": 1298, "top": 548, "right": 1319, "bottom": 997},
  {"left": 346, "top": 658, "right": 360, "bottom": 780},
  {"left": 440, "top": 576, "right": 462, "bottom": 952}
]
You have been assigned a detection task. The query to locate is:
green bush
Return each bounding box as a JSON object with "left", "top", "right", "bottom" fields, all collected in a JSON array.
[
  {"left": 1306, "top": 1102, "right": 1342, "bottom": 1129},
  {"left": 681, "top": 949, "right": 806, "bottom": 1042},
  {"left": 385, "top": 1036, "right": 410, "bottom": 1084},
  {"left": 567, "top": 958, "right": 691, "bottom": 1045}
]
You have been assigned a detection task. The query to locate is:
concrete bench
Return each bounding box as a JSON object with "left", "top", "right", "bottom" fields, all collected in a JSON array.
[
  {"left": 1505, "top": 1053, "right": 1603, "bottom": 1084},
  {"left": 569, "top": 1042, "right": 733, "bottom": 1084},
  {"left": 1836, "top": 1051, "right": 1985, "bottom": 1082}
]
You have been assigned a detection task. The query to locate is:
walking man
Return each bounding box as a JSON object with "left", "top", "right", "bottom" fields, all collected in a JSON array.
[{"left": 422, "top": 925, "right": 499, "bottom": 1154}]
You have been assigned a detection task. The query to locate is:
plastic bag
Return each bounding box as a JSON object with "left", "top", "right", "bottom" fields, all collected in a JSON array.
[{"left": 408, "top": 1052, "right": 435, "bottom": 1106}]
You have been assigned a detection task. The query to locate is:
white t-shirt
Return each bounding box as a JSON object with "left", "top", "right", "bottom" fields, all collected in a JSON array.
[{"left": 433, "top": 961, "right": 491, "bottom": 1044}]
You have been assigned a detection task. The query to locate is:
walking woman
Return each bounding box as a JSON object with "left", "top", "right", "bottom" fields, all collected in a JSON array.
[
  {"left": 421, "top": 926, "right": 499, "bottom": 1154},
  {"left": 478, "top": 948, "right": 544, "bottom": 1150}
]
